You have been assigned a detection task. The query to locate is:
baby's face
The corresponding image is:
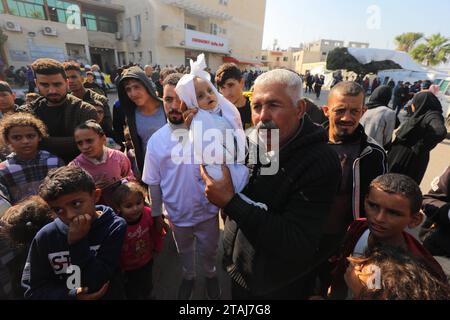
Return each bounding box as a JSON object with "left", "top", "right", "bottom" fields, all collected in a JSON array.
[{"left": 194, "top": 77, "right": 217, "bottom": 110}]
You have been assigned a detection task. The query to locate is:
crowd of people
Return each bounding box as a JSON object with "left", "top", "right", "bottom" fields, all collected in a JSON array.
[{"left": 0, "top": 54, "right": 449, "bottom": 301}]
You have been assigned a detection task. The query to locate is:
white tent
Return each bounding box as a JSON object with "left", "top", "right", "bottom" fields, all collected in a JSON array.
[
  {"left": 347, "top": 48, "right": 427, "bottom": 72},
  {"left": 347, "top": 48, "right": 449, "bottom": 84}
]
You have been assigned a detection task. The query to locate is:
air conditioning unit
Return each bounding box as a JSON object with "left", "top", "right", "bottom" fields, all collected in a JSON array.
[
  {"left": 133, "top": 33, "right": 141, "bottom": 42},
  {"left": 4, "top": 21, "right": 22, "bottom": 33},
  {"left": 43, "top": 26, "right": 58, "bottom": 37},
  {"left": 115, "top": 32, "right": 122, "bottom": 40}
]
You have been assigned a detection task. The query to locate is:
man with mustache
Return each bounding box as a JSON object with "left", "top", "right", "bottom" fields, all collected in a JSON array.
[
  {"left": 142, "top": 73, "right": 222, "bottom": 300},
  {"left": 200, "top": 69, "right": 342, "bottom": 299},
  {"left": 315, "top": 81, "right": 387, "bottom": 295},
  {"left": 19, "top": 59, "right": 98, "bottom": 163}
]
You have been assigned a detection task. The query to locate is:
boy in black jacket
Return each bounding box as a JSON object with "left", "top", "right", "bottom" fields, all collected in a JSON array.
[{"left": 22, "top": 166, "right": 127, "bottom": 300}]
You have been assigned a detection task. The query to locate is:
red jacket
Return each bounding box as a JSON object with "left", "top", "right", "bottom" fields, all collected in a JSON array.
[
  {"left": 120, "top": 207, "right": 165, "bottom": 271},
  {"left": 329, "top": 219, "right": 446, "bottom": 299}
]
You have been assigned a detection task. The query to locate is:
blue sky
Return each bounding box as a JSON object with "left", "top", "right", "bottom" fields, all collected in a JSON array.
[{"left": 262, "top": 0, "right": 450, "bottom": 50}]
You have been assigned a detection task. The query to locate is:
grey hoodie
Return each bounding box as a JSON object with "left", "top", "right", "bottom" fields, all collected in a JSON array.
[{"left": 118, "top": 66, "right": 165, "bottom": 174}]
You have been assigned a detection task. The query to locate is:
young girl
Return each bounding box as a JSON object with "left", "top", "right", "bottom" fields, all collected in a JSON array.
[
  {"left": 0, "top": 113, "right": 64, "bottom": 205},
  {"left": 91, "top": 99, "right": 122, "bottom": 151},
  {"left": 0, "top": 196, "right": 54, "bottom": 299},
  {"left": 175, "top": 53, "right": 249, "bottom": 194},
  {"left": 70, "top": 120, "right": 135, "bottom": 207},
  {"left": 112, "top": 181, "right": 165, "bottom": 300},
  {"left": 345, "top": 245, "right": 450, "bottom": 300}
]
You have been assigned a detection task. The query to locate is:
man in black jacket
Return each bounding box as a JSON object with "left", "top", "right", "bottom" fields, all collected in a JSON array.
[
  {"left": 201, "top": 69, "right": 342, "bottom": 299},
  {"left": 19, "top": 59, "right": 98, "bottom": 163},
  {"left": 316, "top": 81, "right": 387, "bottom": 294},
  {"left": 63, "top": 62, "right": 120, "bottom": 146}
]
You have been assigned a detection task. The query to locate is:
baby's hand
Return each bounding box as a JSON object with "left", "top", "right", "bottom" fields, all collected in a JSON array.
[{"left": 183, "top": 107, "right": 198, "bottom": 129}]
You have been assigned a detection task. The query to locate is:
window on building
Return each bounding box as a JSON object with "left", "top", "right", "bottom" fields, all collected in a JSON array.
[
  {"left": 185, "top": 24, "right": 196, "bottom": 30},
  {"left": 47, "top": 0, "right": 78, "bottom": 24},
  {"left": 82, "top": 13, "right": 117, "bottom": 33},
  {"left": 124, "top": 18, "right": 131, "bottom": 36},
  {"left": 7, "top": 0, "right": 46, "bottom": 20},
  {"left": 324, "top": 41, "right": 330, "bottom": 45},
  {"left": 137, "top": 51, "right": 143, "bottom": 61},
  {"left": 148, "top": 50, "right": 152, "bottom": 64},
  {"left": 276, "top": 57, "right": 280, "bottom": 62},
  {"left": 134, "top": 15, "right": 141, "bottom": 35},
  {"left": 98, "top": 15, "right": 117, "bottom": 33},
  {"left": 283, "top": 57, "right": 288, "bottom": 62},
  {"left": 322, "top": 52, "right": 327, "bottom": 56},
  {"left": 210, "top": 23, "right": 218, "bottom": 35},
  {"left": 82, "top": 13, "right": 97, "bottom": 31},
  {"left": 261, "top": 56, "right": 267, "bottom": 61},
  {"left": 219, "top": 0, "right": 229, "bottom": 5},
  {"left": 129, "top": 52, "right": 135, "bottom": 62},
  {"left": 335, "top": 43, "right": 340, "bottom": 47}
]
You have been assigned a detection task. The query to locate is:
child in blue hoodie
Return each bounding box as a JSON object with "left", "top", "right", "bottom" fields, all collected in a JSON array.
[{"left": 21, "top": 166, "right": 127, "bottom": 300}]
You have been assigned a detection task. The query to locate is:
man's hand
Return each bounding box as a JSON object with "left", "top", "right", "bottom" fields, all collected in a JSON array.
[
  {"left": 76, "top": 282, "right": 109, "bottom": 300},
  {"left": 182, "top": 106, "right": 198, "bottom": 129},
  {"left": 68, "top": 214, "right": 93, "bottom": 245},
  {"left": 154, "top": 215, "right": 165, "bottom": 234},
  {"left": 200, "top": 165, "right": 235, "bottom": 208}
]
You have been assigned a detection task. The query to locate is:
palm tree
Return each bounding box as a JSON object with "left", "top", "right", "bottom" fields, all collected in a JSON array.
[
  {"left": 410, "top": 33, "right": 450, "bottom": 66},
  {"left": 395, "top": 32, "right": 424, "bottom": 52}
]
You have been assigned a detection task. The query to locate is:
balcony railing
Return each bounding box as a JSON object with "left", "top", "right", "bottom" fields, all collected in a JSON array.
[
  {"left": 76, "top": 0, "right": 125, "bottom": 13},
  {"left": 160, "top": 0, "right": 232, "bottom": 20}
]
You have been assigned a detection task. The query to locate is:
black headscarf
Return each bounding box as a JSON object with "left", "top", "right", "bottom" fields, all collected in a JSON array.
[
  {"left": 366, "top": 85, "right": 392, "bottom": 109},
  {"left": 395, "top": 91, "right": 443, "bottom": 141}
]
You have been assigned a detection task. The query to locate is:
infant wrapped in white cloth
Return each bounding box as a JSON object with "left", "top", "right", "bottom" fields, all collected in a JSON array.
[{"left": 175, "top": 54, "right": 249, "bottom": 194}]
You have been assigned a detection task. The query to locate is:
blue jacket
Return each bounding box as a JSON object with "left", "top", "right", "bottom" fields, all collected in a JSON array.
[{"left": 22, "top": 206, "right": 126, "bottom": 300}]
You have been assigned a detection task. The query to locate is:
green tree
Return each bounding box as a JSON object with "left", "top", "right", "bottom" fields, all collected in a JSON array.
[
  {"left": 395, "top": 32, "right": 424, "bottom": 52},
  {"left": 410, "top": 33, "right": 450, "bottom": 66}
]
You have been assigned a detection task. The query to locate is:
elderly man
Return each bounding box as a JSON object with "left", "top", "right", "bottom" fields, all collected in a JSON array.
[{"left": 201, "top": 69, "right": 342, "bottom": 299}]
